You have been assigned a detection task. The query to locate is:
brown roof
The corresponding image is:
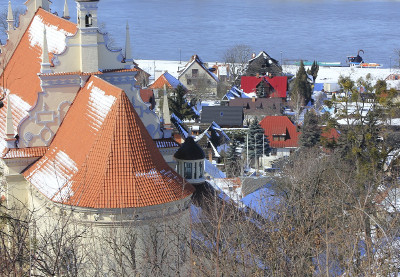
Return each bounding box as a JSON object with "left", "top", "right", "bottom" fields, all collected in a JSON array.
[
  {"left": 24, "top": 76, "right": 194, "bottom": 208},
  {"left": 229, "top": 98, "right": 283, "bottom": 116},
  {"left": 140, "top": 89, "right": 154, "bottom": 103}
]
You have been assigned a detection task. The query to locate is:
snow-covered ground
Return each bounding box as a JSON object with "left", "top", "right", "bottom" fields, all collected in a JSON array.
[
  {"left": 283, "top": 65, "right": 398, "bottom": 87},
  {"left": 136, "top": 59, "right": 399, "bottom": 87}
]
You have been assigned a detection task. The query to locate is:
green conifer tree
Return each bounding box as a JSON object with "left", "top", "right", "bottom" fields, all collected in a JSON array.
[
  {"left": 225, "top": 135, "right": 241, "bottom": 177},
  {"left": 247, "top": 118, "right": 270, "bottom": 169},
  {"left": 307, "top": 60, "right": 319, "bottom": 84},
  {"left": 292, "top": 61, "right": 312, "bottom": 105},
  {"left": 299, "top": 111, "right": 321, "bottom": 148},
  {"left": 168, "top": 85, "right": 197, "bottom": 120}
]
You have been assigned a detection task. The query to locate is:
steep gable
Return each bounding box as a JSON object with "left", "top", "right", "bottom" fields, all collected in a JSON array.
[
  {"left": 260, "top": 116, "right": 299, "bottom": 148},
  {"left": 150, "top": 72, "right": 187, "bottom": 90},
  {"left": 0, "top": 9, "right": 77, "bottom": 153},
  {"left": 24, "top": 76, "right": 194, "bottom": 208}
]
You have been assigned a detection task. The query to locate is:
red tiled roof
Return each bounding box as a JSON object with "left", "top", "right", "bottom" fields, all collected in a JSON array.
[
  {"left": 140, "top": 89, "right": 154, "bottom": 103},
  {"left": 241, "top": 76, "right": 287, "bottom": 98},
  {"left": 24, "top": 76, "right": 194, "bottom": 208},
  {"left": 2, "top": 147, "right": 49, "bottom": 159},
  {"left": 0, "top": 9, "right": 77, "bottom": 153},
  {"left": 260, "top": 116, "right": 299, "bottom": 148},
  {"left": 321, "top": 127, "right": 340, "bottom": 141},
  {"left": 149, "top": 74, "right": 173, "bottom": 90}
]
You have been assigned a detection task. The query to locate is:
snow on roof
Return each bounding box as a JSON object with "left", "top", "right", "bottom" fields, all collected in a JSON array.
[
  {"left": 24, "top": 76, "right": 194, "bottom": 208},
  {"left": 28, "top": 13, "right": 75, "bottom": 54},
  {"left": 205, "top": 159, "right": 226, "bottom": 179},
  {"left": 241, "top": 185, "right": 279, "bottom": 219}
]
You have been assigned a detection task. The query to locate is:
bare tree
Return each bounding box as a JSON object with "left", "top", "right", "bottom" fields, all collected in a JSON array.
[
  {"left": 289, "top": 89, "right": 304, "bottom": 124},
  {"left": 0, "top": 6, "right": 26, "bottom": 43},
  {"left": 222, "top": 44, "right": 253, "bottom": 83}
]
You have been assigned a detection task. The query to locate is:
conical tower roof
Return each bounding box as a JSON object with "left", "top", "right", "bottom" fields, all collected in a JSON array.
[
  {"left": 24, "top": 76, "right": 194, "bottom": 208},
  {"left": 174, "top": 136, "right": 205, "bottom": 160}
]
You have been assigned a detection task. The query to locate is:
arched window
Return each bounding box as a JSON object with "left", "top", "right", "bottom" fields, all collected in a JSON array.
[{"left": 85, "top": 14, "right": 93, "bottom": 27}]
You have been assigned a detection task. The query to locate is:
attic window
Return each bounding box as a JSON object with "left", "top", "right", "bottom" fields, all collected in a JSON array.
[{"left": 85, "top": 14, "right": 93, "bottom": 27}]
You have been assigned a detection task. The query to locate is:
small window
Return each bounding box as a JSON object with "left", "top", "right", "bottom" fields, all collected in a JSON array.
[
  {"left": 199, "top": 162, "right": 203, "bottom": 178},
  {"left": 194, "top": 162, "right": 197, "bottom": 179},
  {"left": 184, "top": 162, "right": 192, "bottom": 179},
  {"left": 192, "top": 69, "right": 198, "bottom": 77},
  {"left": 85, "top": 14, "right": 93, "bottom": 27},
  {"left": 271, "top": 148, "right": 277, "bottom": 156},
  {"left": 187, "top": 79, "right": 192, "bottom": 85}
]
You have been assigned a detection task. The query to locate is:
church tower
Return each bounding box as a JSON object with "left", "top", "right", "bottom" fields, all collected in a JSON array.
[{"left": 75, "top": 0, "right": 99, "bottom": 72}]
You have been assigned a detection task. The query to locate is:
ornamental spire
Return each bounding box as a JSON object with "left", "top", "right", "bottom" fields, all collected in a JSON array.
[
  {"left": 41, "top": 26, "right": 52, "bottom": 74},
  {"left": 124, "top": 22, "right": 133, "bottom": 63},
  {"left": 163, "top": 84, "right": 171, "bottom": 127},
  {"left": 62, "top": 0, "right": 70, "bottom": 19},
  {"left": 7, "top": 1, "right": 14, "bottom": 33}
]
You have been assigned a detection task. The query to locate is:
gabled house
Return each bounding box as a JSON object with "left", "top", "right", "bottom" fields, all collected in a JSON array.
[
  {"left": 245, "top": 51, "right": 283, "bottom": 77},
  {"left": 149, "top": 71, "right": 187, "bottom": 91},
  {"left": 259, "top": 116, "right": 300, "bottom": 167},
  {"left": 241, "top": 76, "right": 288, "bottom": 99},
  {"left": 178, "top": 54, "right": 219, "bottom": 97}
]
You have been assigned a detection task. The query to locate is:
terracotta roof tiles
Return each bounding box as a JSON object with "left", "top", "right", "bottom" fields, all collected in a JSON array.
[
  {"left": 260, "top": 116, "right": 299, "bottom": 148},
  {"left": 24, "top": 76, "right": 194, "bottom": 208},
  {"left": 2, "top": 146, "right": 49, "bottom": 159}
]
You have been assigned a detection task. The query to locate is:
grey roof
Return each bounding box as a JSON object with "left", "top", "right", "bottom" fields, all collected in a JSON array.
[
  {"left": 229, "top": 98, "right": 283, "bottom": 116},
  {"left": 201, "top": 106, "right": 243, "bottom": 127}
]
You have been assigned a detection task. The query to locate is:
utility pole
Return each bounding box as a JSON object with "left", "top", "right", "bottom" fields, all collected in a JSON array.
[
  {"left": 262, "top": 134, "right": 265, "bottom": 171},
  {"left": 255, "top": 133, "right": 257, "bottom": 175},
  {"left": 246, "top": 132, "right": 249, "bottom": 172}
]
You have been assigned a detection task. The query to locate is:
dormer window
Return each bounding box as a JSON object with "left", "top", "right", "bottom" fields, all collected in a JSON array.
[{"left": 85, "top": 14, "right": 93, "bottom": 27}]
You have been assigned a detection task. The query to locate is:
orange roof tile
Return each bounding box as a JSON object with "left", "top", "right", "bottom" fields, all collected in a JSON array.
[
  {"left": 149, "top": 74, "right": 172, "bottom": 89},
  {"left": 3, "top": 146, "right": 48, "bottom": 159},
  {"left": 24, "top": 76, "right": 194, "bottom": 208},
  {"left": 260, "top": 116, "right": 299, "bottom": 148}
]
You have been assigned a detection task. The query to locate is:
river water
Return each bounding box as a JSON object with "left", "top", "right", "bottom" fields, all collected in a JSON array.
[{"left": 6, "top": 0, "right": 400, "bottom": 67}]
